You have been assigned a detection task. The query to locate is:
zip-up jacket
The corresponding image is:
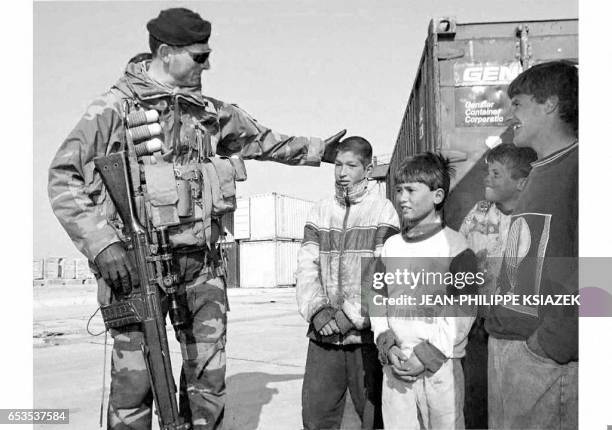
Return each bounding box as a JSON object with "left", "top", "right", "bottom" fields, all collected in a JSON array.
[
  {"left": 296, "top": 180, "right": 400, "bottom": 345},
  {"left": 48, "top": 56, "right": 326, "bottom": 263}
]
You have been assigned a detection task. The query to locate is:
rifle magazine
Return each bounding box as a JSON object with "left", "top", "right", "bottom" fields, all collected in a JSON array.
[{"left": 100, "top": 298, "right": 146, "bottom": 329}]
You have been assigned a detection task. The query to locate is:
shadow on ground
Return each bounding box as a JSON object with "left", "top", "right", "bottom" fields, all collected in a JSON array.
[{"left": 225, "top": 372, "right": 303, "bottom": 430}]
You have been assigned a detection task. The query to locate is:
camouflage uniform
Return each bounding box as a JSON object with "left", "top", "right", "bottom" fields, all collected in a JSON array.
[{"left": 48, "top": 57, "right": 327, "bottom": 429}]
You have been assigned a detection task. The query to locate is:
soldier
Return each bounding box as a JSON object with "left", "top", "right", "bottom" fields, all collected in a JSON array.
[{"left": 48, "top": 8, "right": 344, "bottom": 430}]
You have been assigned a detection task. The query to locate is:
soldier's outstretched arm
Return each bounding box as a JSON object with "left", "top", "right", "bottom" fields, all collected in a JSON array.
[
  {"left": 216, "top": 103, "right": 345, "bottom": 165},
  {"left": 48, "top": 93, "right": 124, "bottom": 262}
]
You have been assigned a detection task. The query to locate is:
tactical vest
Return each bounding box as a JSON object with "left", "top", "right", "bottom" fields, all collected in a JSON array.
[{"left": 109, "top": 82, "right": 246, "bottom": 251}]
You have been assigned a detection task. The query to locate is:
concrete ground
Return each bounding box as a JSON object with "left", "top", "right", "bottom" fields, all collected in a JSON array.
[{"left": 33, "top": 284, "right": 361, "bottom": 430}]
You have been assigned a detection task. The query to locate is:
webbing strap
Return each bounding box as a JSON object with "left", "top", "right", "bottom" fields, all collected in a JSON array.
[{"left": 99, "top": 330, "right": 108, "bottom": 428}]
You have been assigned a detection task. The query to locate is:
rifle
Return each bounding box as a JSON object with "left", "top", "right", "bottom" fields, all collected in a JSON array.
[{"left": 94, "top": 150, "right": 190, "bottom": 430}]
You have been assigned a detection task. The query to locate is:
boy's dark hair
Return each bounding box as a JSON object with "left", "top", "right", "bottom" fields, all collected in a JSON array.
[
  {"left": 486, "top": 143, "right": 538, "bottom": 179},
  {"left": 394, "top": 152, "right": 455, "bottom": 211},
  {"left": 507, "top": 61, "right": 578, "bottom": 135},
  {"left": 335, "top": 136, "right": 373, "bottom": 166},
  {"left": 149, "top": 34, "right": 164, "bottom": 57}
]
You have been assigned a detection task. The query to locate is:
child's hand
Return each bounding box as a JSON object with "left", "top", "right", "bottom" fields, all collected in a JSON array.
[
  {"left": 400, "top": 352, "right": 425, "bottom": 376},
  {"left": 318, "top": 319, "right": 340, "bottom": 336},
  {"left": 388, "top": 347, "right": 420, "bottom": 382}
]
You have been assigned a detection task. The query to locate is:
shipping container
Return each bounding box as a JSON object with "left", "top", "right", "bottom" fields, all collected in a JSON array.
[
  {"left": 233, "top": 197, "right": 250, "bottom": 240},
  {"left": 60, "top": 258, "right": 77, "bottom": 279},
  {"left": 75, "top": 258, "right": 95, "bottom": 279},
  {"left": 43, "top": 257, "right": 61, "bottom": 279},
  {"left": 386, "top": 18, "right": 578, "bottom": 229},
  {"left": 237, "top": 193, "right": 314, "bottom": 241},
  {"left": 219, "top": 212, "right": 235, "bottom": 242},
  {"left": 239, "top": 240, "right": 302, "bottom": 288},
  {"left": 220, "top": 241, "right": 240, "bottom": 288},
  {"left": 33, "top": 259, "right": 44, "bottom": 280}
]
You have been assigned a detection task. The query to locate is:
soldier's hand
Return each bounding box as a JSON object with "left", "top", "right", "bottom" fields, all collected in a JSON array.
[
  {"left": 321, "top": 129, "right": 347, "bottom": 163},
  {"left": 94, "top": 242, "right": 139, "bottom": 295}
]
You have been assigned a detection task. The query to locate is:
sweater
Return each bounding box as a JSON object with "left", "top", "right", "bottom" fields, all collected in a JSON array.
[
  {"left": 371, "top": 224, "right": 477, "bottom": 365},
  {"left": 486, "top": 142, "right": 578, "bottom": 364}
]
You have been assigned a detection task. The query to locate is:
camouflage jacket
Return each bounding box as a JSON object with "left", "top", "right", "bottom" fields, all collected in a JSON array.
[{"left": 48, "top": 56, "right": 326, "bottom": 262}]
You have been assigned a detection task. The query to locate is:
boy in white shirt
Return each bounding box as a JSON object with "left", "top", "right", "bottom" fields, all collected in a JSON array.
[{"left": 371, "top": 152, "right": 477, "bottom": 430}]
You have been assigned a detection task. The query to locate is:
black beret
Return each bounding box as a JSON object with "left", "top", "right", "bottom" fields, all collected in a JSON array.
[{"left": 147, "top": 8, "right": 211, "bottom": 48}]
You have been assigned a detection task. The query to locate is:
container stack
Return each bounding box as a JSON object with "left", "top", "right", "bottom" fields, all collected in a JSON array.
[
  {"left": 230, "top": 192, "right": 313, "bottom": 288},
  {"left": 43, "top": 257, "right": 61, "bottom": 279},
  {"left": 60, "top": 258, "right": 77, "bottom": 280},
  {"left": 34, "top": 256, "right": 95, "bottom": 286},
  {"left": 238, "top": 240, "right": 302, "bottom": 288},
  {"left": 33, "top": 259, "right": 44, "bottom": 280}
]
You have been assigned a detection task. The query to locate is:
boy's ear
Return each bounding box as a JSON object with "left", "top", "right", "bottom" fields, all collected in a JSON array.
[
  {"left": 544, "top": 95, "right": 560, "bottom": 115},
  {"left": 365, "top": 162, "right": 373, "bottom": 176},
  {"left": 158, "top": 44, "right": 172, "bottom": 63},
  {"left": 517, "top": 176, "right": 529, "bottom": 192},
  {"left": 433, "top": 188, "right": 445, "bottom": 205}
]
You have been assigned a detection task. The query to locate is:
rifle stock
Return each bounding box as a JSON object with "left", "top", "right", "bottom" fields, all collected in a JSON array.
[{"left": 94, "top": 151, "right": 189, "bottom": 430}]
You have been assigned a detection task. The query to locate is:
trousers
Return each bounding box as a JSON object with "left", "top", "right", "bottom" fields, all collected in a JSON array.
[
  {"left": 462, "top": 318, "right": 488, "bottom": 430},
  {"left": 381, "top": 358, "right": 465, "bottom": 430},
  {"left": 105, "top": 271, "right": 227, "bottom": 430},
  {"left": 488, "top": 337, "right": 578, "bottom": 430},
  {"left": 301, "top": 340, "right": 383, "bottom": 430}
]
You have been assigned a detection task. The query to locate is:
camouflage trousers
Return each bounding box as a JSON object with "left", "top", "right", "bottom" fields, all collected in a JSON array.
[{"left": 106, "top": 271, "right": 227, "bottom": 430}]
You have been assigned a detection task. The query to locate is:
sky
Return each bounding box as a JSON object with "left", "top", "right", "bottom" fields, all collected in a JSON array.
[{"left": 33, "top": 0, "right": 578, "bottom": 258}]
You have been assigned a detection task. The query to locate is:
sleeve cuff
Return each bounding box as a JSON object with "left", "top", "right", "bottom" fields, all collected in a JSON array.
[
  {"left": 306, "top": 137, "right": 325, "bottom": 165},
  {"left": 312, "top": 307, "right": 335, "bottom": 332},
  {"left": 334, "top": 309, "right": 354, "bottom": 335},
  {"left": 413, "top": 341, "right": 447, "bottom": 373},
  {"left": 375, "top": 329, "right": 397, "bottom": 365},
  {"left": 91, "top": 238, "right": 122, "bottom": 264}
]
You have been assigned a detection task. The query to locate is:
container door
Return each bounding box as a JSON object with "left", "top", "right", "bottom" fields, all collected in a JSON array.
[
  {"left": 233, "top": 197, "right": 251, "bottom": 240},
  {"left": 275, "top": 240, "right": 301, "bottom": 286},
  {"left": 250, "top": 194, "right": 276, "bottom": 240},
  {"left": 437, "top": 19, "right": 577, "bottom": 229},
  {"left": 239, "top": 241, "right": 275, "bottom": 288}
]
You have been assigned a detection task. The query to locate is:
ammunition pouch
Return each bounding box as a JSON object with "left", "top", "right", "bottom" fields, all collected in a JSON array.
[
  {"left": 141, "top": 156, "right": 246, "bottom": 249},
  {"left": 143, "top": 163, "right": 180, "bottom": 227},
  {"left": 100, "top": 296, "right": 146, "bottom": 330}
]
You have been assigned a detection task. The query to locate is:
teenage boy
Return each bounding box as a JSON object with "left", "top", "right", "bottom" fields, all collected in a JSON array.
[
  {"left": 486, "top": 61, "right": 578, "bottom": 430},
  {"left": 459, "top": 143, "right": 537, "bottom": 429},
  {"left": 371, "top": 152, "right": 477, "bottom": 430},
  {"left": 296, "top": 136, "right": 400, "bottom": 430}
]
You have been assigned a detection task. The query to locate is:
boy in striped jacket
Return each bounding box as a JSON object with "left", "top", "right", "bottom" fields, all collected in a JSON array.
[{"left": 296, "top": 136, "right": 400, "bottom": 430}]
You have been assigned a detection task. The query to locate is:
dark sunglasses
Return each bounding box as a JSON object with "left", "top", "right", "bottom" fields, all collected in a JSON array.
[{"left": 187, "top": 51, "right": 210, "bottom": 64}]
